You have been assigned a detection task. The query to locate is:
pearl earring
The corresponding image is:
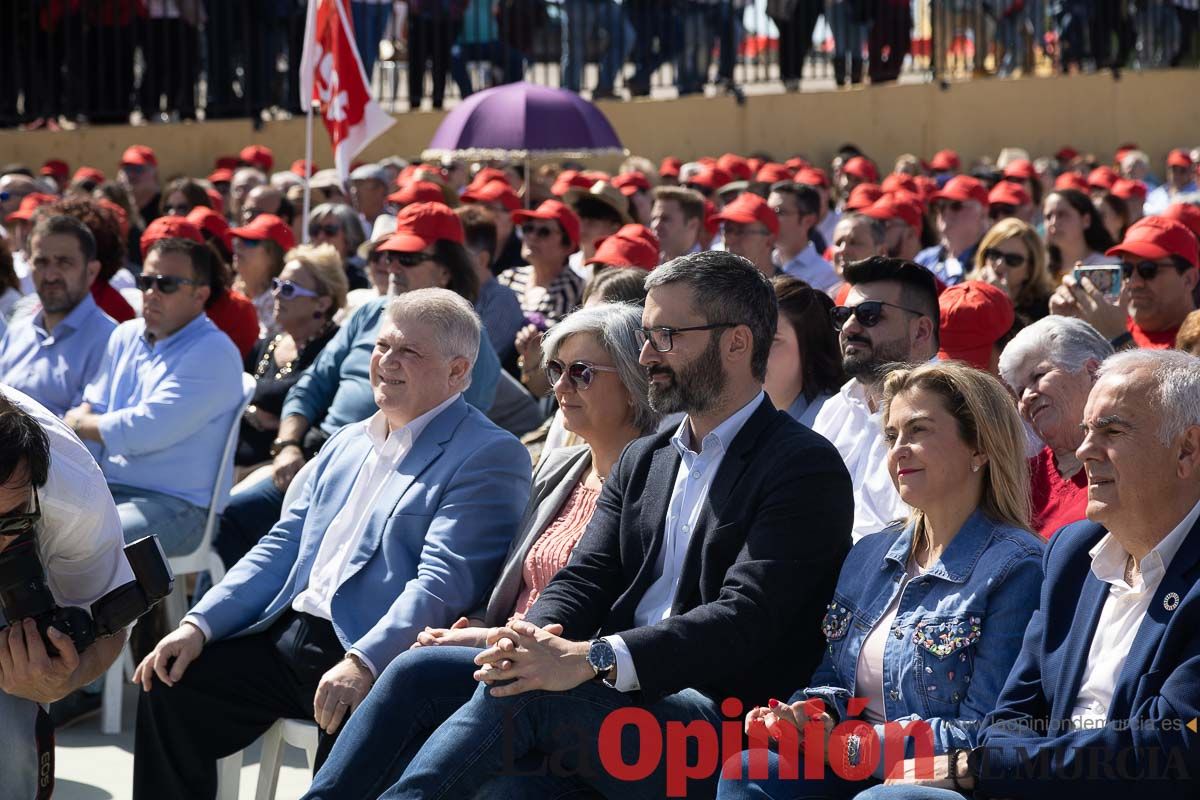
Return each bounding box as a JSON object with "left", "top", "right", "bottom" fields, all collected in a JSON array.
[{"left": 972, "top": 464, "right": 981, "bottom": 473}]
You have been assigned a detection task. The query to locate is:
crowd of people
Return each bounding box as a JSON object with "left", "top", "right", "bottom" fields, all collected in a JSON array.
[
  {"left": 4, "top": 0, "right": 1198, "bottom": 126},
  {"left": 0, "top": 136, "right": 1198, "bottom": 800}
]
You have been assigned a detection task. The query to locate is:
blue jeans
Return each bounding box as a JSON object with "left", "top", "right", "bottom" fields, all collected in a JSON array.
[
  {"left": 856, "top": 786, "right": 966, "bottom": 800},
  {"left": 213, "top": 473, "right": 285, "bottom": 569},
  {"left": 352, "top": 1, "right": 394, "bottom": 80},
  {"left": 827, "top": 1, "right": 866, "bottom": 63},
  {"left": 561, "top": 0, "right": 633, "bottom": 92},
  {"left": 0, "top": 691, "right": 39, "bottom": 800},
  {"left": 717, "top": 749, "right": 878, "bottom": 799},
  {"left": 675, "top": 3, "right": 710, "bottom": 94},
  {"left": 109, "top": 484, "right": 207, "bottom": 558},
  {"left": 377, "top": 675, "right": 724, "bottom": 798},
  {"left": 451, "top": 40, "right": 526, "bottom": 96}
]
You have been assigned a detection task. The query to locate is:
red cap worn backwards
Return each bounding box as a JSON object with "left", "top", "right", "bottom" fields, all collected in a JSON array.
[
  {"left": 229, "top": 213, "right": 296, "bottom": 253},
  {"left": 587, "top": 224, "right": 661, "bottom": 270},
  {"left": 120, "top": 145, "right": 157, "bottom": 168},
  {"left": 932, "top": 175, "right": 989, "bottom": 207},
  {"left": 937, "top": 280, "right": 1015, "bottom": 371},
  {"left": 379, "top": 202, "right": 466, "bottom": 253},
  {"left": 512, "top": 200, "right": 581, "bottom": 249},
  {"left": 715, "top": 192, "right": 780, "bottom": 236},
  {"left": 1106, "top": 216, "right": 1199, "bottom": 270},
  {"left": 139, "top": 216, "right": 205, "bottom": 259},
  {"left": 460, "top": 180, "right": 522, "bottom": 212}
]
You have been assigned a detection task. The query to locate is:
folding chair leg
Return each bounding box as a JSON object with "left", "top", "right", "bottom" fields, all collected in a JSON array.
[{"left": 217, "top": 750, "right": 244, "bottom": 800}]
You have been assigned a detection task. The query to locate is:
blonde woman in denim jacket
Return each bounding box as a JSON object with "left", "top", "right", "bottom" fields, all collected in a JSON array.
[{"left": 719, "top": 361, "right": 1044, "bottom": 800}]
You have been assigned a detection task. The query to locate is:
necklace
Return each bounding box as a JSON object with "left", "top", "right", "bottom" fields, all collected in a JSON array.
[{"left": 254, "top": 323, "right": 331, "bottom": 381}]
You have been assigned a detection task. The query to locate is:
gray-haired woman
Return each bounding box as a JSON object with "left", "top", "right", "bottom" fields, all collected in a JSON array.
[
  {"left": 307, "top": 201, "right": 369, "bottom": 290},
  {"left": 301, "top": 302, "right": 660, "bottom": 799}
]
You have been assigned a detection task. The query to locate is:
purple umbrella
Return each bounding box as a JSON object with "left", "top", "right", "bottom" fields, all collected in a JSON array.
[{"left": 422, "top": 82, "right": 626, "bottom": 162}]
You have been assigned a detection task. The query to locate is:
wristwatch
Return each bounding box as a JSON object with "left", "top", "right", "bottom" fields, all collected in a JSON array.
[
  {"left": 586, "top": 639, "right": 616, "bottom": 683},
  {"left": 270, "top": 438, "right": 303, "bottom": 457}
]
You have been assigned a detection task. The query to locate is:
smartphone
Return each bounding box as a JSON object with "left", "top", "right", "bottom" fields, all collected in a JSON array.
[{"left": 1073, "top": 265, "right": 1122, "bottom": 299}]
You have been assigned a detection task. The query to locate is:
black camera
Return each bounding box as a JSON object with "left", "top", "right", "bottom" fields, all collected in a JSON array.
[{"left": 0, "top": 533, "right": 174, "bottom": 656}]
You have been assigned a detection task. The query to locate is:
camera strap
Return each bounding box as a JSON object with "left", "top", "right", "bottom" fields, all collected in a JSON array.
[{"left": 35, "top": 706, "right": 54, "bottom": 800}]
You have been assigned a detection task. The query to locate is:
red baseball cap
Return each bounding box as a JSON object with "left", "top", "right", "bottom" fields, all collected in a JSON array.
[
  {"left": 1087, "top": 166, "right": 1118, "bottom": 191},
  {"left": 460, "top": 179, "right": 521, "bottom": 212},
  {"left": 846, "top": 183, "right": 883, "bottom": 211},
  {"left": 1002, "top": 159, "right": 1037, "bottom": 181},
  {"left": 612, "top": 172, "right": 651, "bottom": 197},
  {"left": 1111, "top": 178, "right": 1147, "bottom": 201},
  {"left": 686, "top": 165, "right": 734, "bottom": 192},
  {"left": 756, "top": 163, "right": 794, "bottom": 185},
  {"left": 717, "top": 153, "right": 753, "bottom": 182},
  {"left": 4, "top": 193, "right": 57, "bottom": 224},
  {"left": 587, "top": 224, "right": 661, "bottom": 270},
  {"left": 1167, "top": 148, "right": 1194, "bottom": 168},
  {"left": 207, "top": 168, "right": 235, "bottom": 185},
  {"left": 1106, "top": 216, "right": 1199, "bottom": 270},
  {"left": 794, "top": 167, "right": 829, "bottom": 189},
  {"left": 1055, "top": 147, "right": 1080, "bottom": 163},
  {"left": 468, "top": 167, "right": 511, "bottom": 191},
  {"left": 389, "top": 180, "right": 447, "bottom": 207},
  {"left": 229, "top": 213, "right": 296, "bottom": 253},
  {"left": 512, "top": 199, "right": 580, "bottom": 249},
  {"left": 988, "top": 181, "right": 1031, "bottom": 209},
  {"left": 72, "top": 166, "right": 106, "bottom": 185},
  {"left": 40, "top": 160, "right": 69, "bottom": 182},
  {"left": 659, "top": 157, "right": 682, "bottom": 179},
  {"left": 929, "top": 149, "right": 960, "bottom": 172},
  {"left": 1161, "top": 203, "right": 1200, "bottom": 242},
  {"left": 214, "top": 156, "right": 241, "bottom": 171},
  {"left": 936, "top": 280, "right": 1015, "bottom": 371},
  {"left": 1053, "top": 172, "right": 1090, "bottom": 192},
  {"left": 187, "top": 206, "right": 233, "bottom": 252},
  {"left": 240, "top": 145, "right": 274, "bottom": 172},
  {"left": 120, "top": 145, "right": 157, "bottom": 168},
  {"left": 881, "top": 173, "right": 919, "bottom": 195},
  {"left": 715, "top": 192, "right": 780, "bottom": 236},
  {"left": 913, "top": 175, "right": 939, "bottom": 204},
  {"left": 291, "top": 159, "right": 318, "bottom": 178},
  {"left": 863, "top": 194, "right": 923, "bottom": 233},
  {"left": 932, "top": 175, "right": 989, "bottom": 207},
  {"left": 551, "top": 169, "right": 595, "bottom": 197},
  {"left": 785, "top": 157, "right": 811, "bottom": 172},
  {"left": 842, "top": 156, "right": 879, "bottom": 183},
  {"left": 139, "top": 216, "right": 204, "bottom": 259},
  {"left": 379, "top": 202, "right": 466, "bottom": 252}
]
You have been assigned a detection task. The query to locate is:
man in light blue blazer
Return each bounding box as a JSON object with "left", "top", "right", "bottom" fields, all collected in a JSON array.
[{"left": 129, "top": 289, "right": 532, "bottom": 800}]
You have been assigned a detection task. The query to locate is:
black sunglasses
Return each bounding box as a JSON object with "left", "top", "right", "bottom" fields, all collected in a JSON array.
[
  {"left": 136, "top": 274, "right": 202, "bottom": 293},
  {"left": 831, "top": 301, "right": 924, "bottom": 332},
  {"left": 982, "top": 247, "right": 1028, "bottom": 268},
  {"left": 381, "top": 251, "right": 436, "bottom": 268},
  {"left": 545, "top": 359, "right": 619, "bottom": 391},
  {"left": 309, "top": 223, "right": 342, "bottom": 237},
  {"left": 0, "top": 487, "right": 40, "bottom": 537},
  {"left": 1121, "top": 259, "right": 1182, "bottom": 281},
  {"left": 636, "top": 322, "right": 738, "bottom": 353},
  {"left": 521, "top": 222, "right": 557, "bottom": 239}
]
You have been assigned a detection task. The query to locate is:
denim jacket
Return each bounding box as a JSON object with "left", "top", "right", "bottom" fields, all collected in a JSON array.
[{"left": 795, "top": 509, "right": 1044, "bottom": 763}]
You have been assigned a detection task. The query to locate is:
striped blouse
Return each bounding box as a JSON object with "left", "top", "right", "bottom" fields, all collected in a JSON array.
[{"left": 496, "top": 264, "right": 584, "bottom": 326}]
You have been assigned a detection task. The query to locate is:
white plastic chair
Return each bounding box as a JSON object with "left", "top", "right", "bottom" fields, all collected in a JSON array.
[
  {"left": 255, "top": 719, "right": 320, "bottom": 800},
  {"left": 100, "top": 373, "right": 257, "bottom": 735}
]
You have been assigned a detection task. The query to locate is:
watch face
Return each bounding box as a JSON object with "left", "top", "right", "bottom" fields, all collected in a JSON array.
[{"left": 589, "top": 640, "right": 616, "bottom": 671}]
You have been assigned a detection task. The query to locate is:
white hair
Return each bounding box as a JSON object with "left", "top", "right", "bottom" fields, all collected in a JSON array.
[
  {"left": 999, "top": 316, "right": 1114, "bottom": 390},
  {"left": 1120, "top": 150, "right": 1150, "bottom": 172},
  {"left": 270, "top": 171, "right": 303, "bottom": 191},
  {"left": 387, "top": 289, "right": 481, "bottom": 388},
  {"left": 1096, "top": 349, "right": 1200, "bottom": 445}
]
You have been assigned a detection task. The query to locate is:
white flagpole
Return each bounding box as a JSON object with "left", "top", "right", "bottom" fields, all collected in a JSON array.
[
  {"left": 300, "top": 0, "right": 320, "bottom": 244},
  {"left": 303, "top": 100, "right": 315, "bottom": 245}
]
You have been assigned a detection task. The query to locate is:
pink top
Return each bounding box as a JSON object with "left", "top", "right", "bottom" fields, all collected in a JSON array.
[
  {"left": 1029, "top": 445, "right": 1089, "bottom": 539},
  {"left": 510, "top": 480, "right": 601, "bottom": 620}
]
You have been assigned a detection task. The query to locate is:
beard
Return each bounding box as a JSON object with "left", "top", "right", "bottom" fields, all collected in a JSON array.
[
  {"left": 37, "top": 282, "right": 84, "bottom": 314},
  {"left": 647, "top": 334, "right": 727, "bottom": 415},
  {"left": 841, "top": 334, "right": 914, "bottom": 381}
]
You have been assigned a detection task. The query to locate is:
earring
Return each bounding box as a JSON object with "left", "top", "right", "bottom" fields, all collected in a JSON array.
[{"left": 972, "top": 464, "right": 981, "bottom": 473}]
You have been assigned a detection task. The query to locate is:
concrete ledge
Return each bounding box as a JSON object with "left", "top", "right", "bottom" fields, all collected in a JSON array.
[{"left": 1, "top": 70, "right": 1195, "bottom": 179}]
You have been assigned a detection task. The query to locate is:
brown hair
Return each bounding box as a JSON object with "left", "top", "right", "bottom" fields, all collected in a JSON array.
[
  {"left": 651, "top": 186, "right": 705, "bottom": 222},
  {"left": 771, "top": 275, "right": 846, "bottom": 401}
]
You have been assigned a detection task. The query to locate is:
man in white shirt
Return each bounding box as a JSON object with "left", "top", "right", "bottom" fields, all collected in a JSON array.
[
  {"left": 366, "top": 250, "right": 855, "bottom": 799},
  {"left": 813, "top": 256, "right": 939, "bottom": 541},
  {"left": 769, "top": 183, "right": 840, "bottom": 294},
  {"left": 872, "top": 348, "right": 1200, "bottom": 799},
  {"left": 130, "top": 289, "right": 531, "bottom": 798}
]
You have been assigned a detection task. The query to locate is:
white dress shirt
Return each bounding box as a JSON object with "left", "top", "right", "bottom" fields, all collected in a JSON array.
[
  {"left": 603, "top": 392, "right": 764, "bottom": 691},
  {"left": 812, "top": 379, "right": 909, "bottom": 541},
  {"left": 778, "top": 242, "right": 840, "bottom": 295},
  {"left": 1069, "top": 497, "right": 1200, "bottom": 727}
]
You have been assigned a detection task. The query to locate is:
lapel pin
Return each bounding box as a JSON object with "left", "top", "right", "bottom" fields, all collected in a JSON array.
[{"left": 1163, "top": 592, "right": 1180, "bottom": 612}]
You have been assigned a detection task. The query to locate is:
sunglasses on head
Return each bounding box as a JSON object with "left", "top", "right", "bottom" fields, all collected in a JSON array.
[
  {"left": 0, "top": 487, "right": 40, "bottom": 537},
  {"left": 381, "top": 251, "right": 435, "bottom": 268},
  {"left": 545, "top": 359, "right": 619, "bottom": 391},
  {"left": 521, "top": 222, "right": 557, "bottom": 239},
  {"left": 309, "top": 223, "right": 342, "bottom": 238},
  {"left": 136, "top": 273, "right": 202, "bottom": 293},
  {"left": 271, "top": 277, "right": 320, "bottom": 299},
  {"left": 830, "top": 300, "right": 924, "bottom": 332},
  {"left": 1121, "top": 259, "right": 1180, "bottom": 281},
  {"left": 982, "top": 247, "right": 1028, "bottom": 268}
]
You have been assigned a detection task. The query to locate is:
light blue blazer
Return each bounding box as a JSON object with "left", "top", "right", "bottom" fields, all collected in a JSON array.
[{"left": 191, "top": 396, "right": 533, "bottom": 671}]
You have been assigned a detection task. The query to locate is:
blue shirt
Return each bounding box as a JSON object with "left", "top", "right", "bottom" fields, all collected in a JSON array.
[
  {"left": 475, "top": 277, "right": 525, "bottom": 363},
  {"left": 0, "top": 294, "right": 116, "bottom": 417},
  {"left": 83, "top": 313, "right": 245, "bottom": 510},
  {"left": 282, "top": 296, "right": 500, "bottom": 437},
  {"left": 785, "top": 389, "right": 834, "bottom": 429},
  {"left": 801, "top": 509, "right": 1043, "bottom": 762},
  {"left": 915, "top": 241, "right": 980, "bottom": 286}
]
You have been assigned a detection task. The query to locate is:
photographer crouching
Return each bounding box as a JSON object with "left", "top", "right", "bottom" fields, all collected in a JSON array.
[{"left": 0, "top": 387, "right": 153, "bottom": 799}]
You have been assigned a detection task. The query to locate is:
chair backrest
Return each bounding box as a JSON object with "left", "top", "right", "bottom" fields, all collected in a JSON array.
[{"left": 201, "top": 373, "right": 258, "bottom": 546}]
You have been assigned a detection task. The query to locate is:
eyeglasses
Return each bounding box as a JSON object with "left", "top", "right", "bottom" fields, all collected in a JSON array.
[
  {"left": 830, "top": 301, "right": 925, "bottom": 332},
  {"left": 636, "top": 322, "right": 738, "bottom": 353},
  {"left": 982, "top": 247, "right": 1028, "bottom": 268},
  {"left": 988, "top": 204, "right": 1017, "bottom": 221},
  {"left": 136, "top": 274, "right": 202, "bottom": 293},
  {"left": 381, "top": 251, "right": 436, "bottom": 268},
  {"left": 545, "top": 359, "right": 620, "bottom": 391},
  {"left": 0, "top": 488, "right": 40, "bottom": 537},
  {"left": 1121, "top": 259, "right": 1182, "bottom": 281},
  {"left": 309, "top": 223, "right": 342, "bottom": 238},
  {"left": 521, "top": 222, "right": 558, "bottom": 239},
  {"left": 271, "top": 278, "right": 321, "bottom": 299},
  {"left": 234, "top": 236, "right": 262, "bottom": 249},
  {"left": 163, "top": 204, "right": 191, "bottom": 216}
]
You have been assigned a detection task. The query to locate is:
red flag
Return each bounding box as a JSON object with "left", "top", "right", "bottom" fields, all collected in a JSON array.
[{"left": 300, "top": 0, "right": 395, "bottom": 184}]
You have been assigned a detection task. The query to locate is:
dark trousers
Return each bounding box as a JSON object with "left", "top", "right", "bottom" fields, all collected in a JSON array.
[
  {"left": 772, "top": 0, "right": 823, "bottom": 83},
  {"left": 140, "top": 18, "right": 200, "bottom": 119},
  {"left": 204, "top": 0, "right": 243, "bottom": 117},
  {"left": 1090, "top": 0, "right": 1136, "bottom": 69},
  {"left": 1174, "top": 6, "right": 1199, "bottom": 67},
  {"left": 214, "top": 472, "right": 285, "bottom": 569},
  {"left": 133, "top": 611, "right": 345, "bottom": 800},
  {"left": 868, "top": 0, "right": 912, "bottom": 83},
  {"left": 407, "top": 15, "right": 462, "bottom": 110}
]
